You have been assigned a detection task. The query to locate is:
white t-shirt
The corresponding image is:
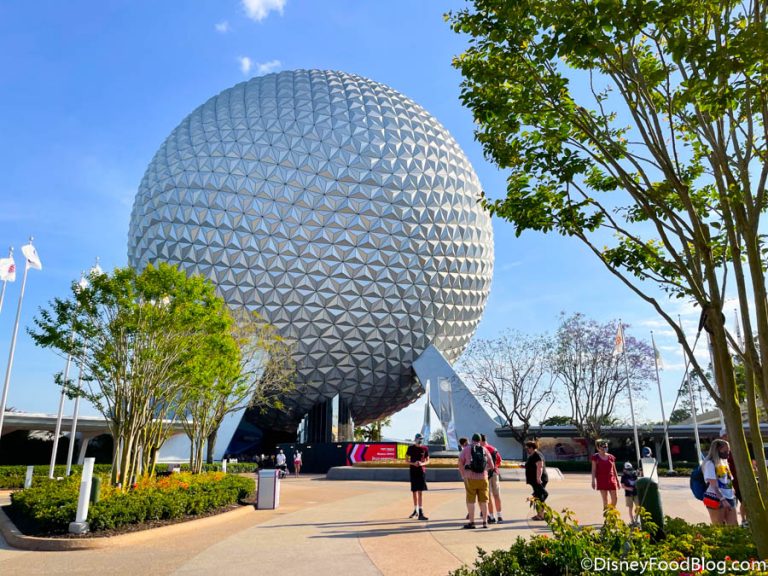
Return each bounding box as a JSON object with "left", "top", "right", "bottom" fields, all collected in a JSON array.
[
  {"left": 276, "top": 453, "right": 286, "bottom": 466},
  {"left": 703, "top": 459, "right": 735, "bottom": 500},
  {"left": 294, "top": 452, "right": 302, "bottom": 463}
]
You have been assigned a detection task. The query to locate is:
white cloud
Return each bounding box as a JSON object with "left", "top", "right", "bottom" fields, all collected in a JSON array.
[
  {"left": 242, "top": 0, "right": 286, "bottom": 22},
  {"left": 215, "top": 21, "right": 230, "bottom": 33},
  {"left": 238, "top": 56, "right": 253, "bottom": 75},
  {"left": 255, "top": 59, "right": 281, "bottom": 75}
]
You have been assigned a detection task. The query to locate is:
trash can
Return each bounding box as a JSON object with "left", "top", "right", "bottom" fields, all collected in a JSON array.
[
  {"left": 257, "top": 469, "right": 281, "bottom": 509},
  {"left": 636, "top": 477, "right": 664, "bottom": 539}
]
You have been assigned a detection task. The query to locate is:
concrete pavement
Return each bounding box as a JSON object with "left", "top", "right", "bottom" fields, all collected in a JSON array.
[{"left": 0, "top": 474, "right": 712, "bottom": 576}]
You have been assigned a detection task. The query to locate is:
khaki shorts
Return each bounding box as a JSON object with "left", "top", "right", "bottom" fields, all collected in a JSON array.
[
  {"left": 465, "top": 478, "right": 489, "bottom": 503},
  {"left": 488, "top": 474, "right": 500, "bottom": 497}
]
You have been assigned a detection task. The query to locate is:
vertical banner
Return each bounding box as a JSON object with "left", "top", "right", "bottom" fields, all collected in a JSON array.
[{"left": 438, "top": 377, "right": 459, "bottom": 450}]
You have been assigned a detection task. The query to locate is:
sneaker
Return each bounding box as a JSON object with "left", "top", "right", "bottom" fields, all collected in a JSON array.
[
  {"left": 408, "top": 511, "right": 417, "bottom": 518},
  {"left": 481, "top": 522, "right": 488, "bottom": 528},
  {"left": 496, "top": 516, "right": 503, "bottom": 524},
  {"left": 418, "top": 512, "right": 429, "bottom": 521},
  {"left": 487, "top": 517, "right": 496, "bottom": 524},
  {"left": 462, "top": 523, "right": 476, "bottom": 529}
]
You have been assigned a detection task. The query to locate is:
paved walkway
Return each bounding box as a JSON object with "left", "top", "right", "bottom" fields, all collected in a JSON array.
[{"left": 0, "top": 474, "right": 710, "bottom": 576}]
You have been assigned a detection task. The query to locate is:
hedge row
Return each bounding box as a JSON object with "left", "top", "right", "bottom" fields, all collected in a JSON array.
[
  {"left": 154, "top": 462, "right": 259, "bottom": 474},
  {"left": 0, "top": 464, "right": 114, "bottom": 490},
  {"left": 10, "top": 472, "right": 254, "bottom": 534},
  {"left": 0, "top": 463, "right": 258, "bottom": 489}
]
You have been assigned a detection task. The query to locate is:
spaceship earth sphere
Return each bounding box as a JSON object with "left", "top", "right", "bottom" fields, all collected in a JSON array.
[{"left": 128, "top": 69, "right": 494, "bottom": 430}]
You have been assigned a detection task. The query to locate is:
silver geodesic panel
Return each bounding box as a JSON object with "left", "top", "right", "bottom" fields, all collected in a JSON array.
[{"left": 128, "top": 69, "right": 493, "bottom": 431}]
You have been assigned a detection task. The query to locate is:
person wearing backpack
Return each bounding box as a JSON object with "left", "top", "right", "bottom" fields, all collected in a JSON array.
[
  {"left": 702, "top": 439, "right": 738, "bottom": 526},
  {"left": 481, "top": 434, "right": 504, "bottom": 524},
  {"left": 458, "top": 433, "right": 493, "bottom": 529}
]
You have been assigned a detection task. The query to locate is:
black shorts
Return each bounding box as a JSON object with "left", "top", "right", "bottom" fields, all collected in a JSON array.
[{"left": 409, "top": 466, "right": 428, "bottom": 492}]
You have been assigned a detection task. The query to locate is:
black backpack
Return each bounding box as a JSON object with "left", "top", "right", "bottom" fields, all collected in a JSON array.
[{"left": 466, "top": 444, "right": 487, "bottom": 473}]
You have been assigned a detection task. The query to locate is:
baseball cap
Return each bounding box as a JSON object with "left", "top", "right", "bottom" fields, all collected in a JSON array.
[
  {"left": 624, "top": 462, "right": 633, "bottom": 470},
  {"left": 471, "top": 433, "right": 481, "bottom": 442},
  {"left": 414, "top": 433, "right": 423, "bottom": 441}
]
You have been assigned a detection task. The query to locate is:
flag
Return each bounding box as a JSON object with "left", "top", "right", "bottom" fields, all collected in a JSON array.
[
  {"left": 21, "top": 243, "right": 42, "bottom": 270},
  {"left": 653, "top": 341, "right": 664, "bottom": 370},
  {"left": 0, "top": 256, "right": 15, "bottom": 282},
  {"left": 613, "top": 323, "right": 624, "bottom": 356}
]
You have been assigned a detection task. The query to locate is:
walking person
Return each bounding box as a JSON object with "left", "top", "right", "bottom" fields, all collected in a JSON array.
[
  {"left": 293, "top": 450, "right": 302, "bottom": 477},
  {"left": 591, "top": 439, "right": 619, "bottom": 509},
  {"left": 620, "top": 462, "right": 639, "bottom": 525},
  {"left": 481, "top": 434, "right": 504, "bottom": 523},
  {"left": 406, "top": 433, "right": 429, "bottom": 520},
  {"left": 276, "top": 449, "right": 288, "bottom": 477},
  {"left": 702, "top": 439, "right": 738, "bottom": 526},
  {"left": 525, "top": 440, "right": 548, "bottom": 520},
  {"left": 458, "top": 433, "right": 493, "bottom": 529}
]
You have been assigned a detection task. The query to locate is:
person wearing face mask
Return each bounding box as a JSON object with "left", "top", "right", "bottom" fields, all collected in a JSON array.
[
  {"left": 702, "top": 439, "right": 738, "bottom": 525},
  {"left": 406, "top": 433, "right": 429, "bottom": 520}
]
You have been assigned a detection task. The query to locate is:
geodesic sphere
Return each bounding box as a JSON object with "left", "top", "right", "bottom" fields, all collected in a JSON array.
[{"left": 128, "top": 69, "right": 493, "bottom": 430}]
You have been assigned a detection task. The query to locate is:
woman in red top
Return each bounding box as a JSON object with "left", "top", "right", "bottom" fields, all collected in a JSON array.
[{"left": 591, "top": 439, "right": 619, "bottom": 509}]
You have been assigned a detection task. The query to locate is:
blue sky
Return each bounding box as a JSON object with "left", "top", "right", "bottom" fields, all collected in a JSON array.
[{"left": 0, "top": 0, "right": 720, "bottom": 441}]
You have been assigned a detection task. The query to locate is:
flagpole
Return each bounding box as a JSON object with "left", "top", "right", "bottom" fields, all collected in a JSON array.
[
  {"left": 651, "top": 331, "right": 674, "bottom": 473},
  {"left": 49, "top": 343, "right": 76, "bottom": 478},
  {"left": 618, "top": 321, "right": 642, "bottom": 465},
  {"left": 0, "top": 247, "right": 13, "bottom": 316},
  {"left": 679, "top": 315, "right": 703, "bottom": 462},
  {"left": 0, "top": 252, "right": 31, "bottom": 443},
  {"left": 706, "top": 333, "right": 726, "bottom": 427},
  {"left": 65, "top": 342, "right": 87, "bottom": 476}
]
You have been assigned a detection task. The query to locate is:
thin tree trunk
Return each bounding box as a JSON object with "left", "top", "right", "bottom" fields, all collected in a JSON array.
[{"left": 206, "top": 429, "right": 218, "bottom": 464}]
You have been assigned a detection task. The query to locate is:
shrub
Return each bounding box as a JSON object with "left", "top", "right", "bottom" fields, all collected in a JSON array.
[
  {"left": 0, "top": 464, "right": 113, "bottom": 489},
  {"left": 9, "top": 472, "right": 254, "bottom": 535},
  {"left": 154, "top": 462, "right": 258, "bottom": 474},
  {"left": 450, "top": 500, "right": 760, "bottom": 576}
]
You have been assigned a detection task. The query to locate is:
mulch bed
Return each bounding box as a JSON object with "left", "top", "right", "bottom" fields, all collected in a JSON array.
[{"left": 3, "top": 500, "right": 255, "bottom": 539}]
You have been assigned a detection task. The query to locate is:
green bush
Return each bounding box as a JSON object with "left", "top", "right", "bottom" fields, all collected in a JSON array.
[
  {"left": 450, "top": 501, "right": 760, "bottom": 576},
  {"left": 0, "top": 464, "right": 113, "bottom": 489},
  {"left": 154, "top": 462, "right": 258, "bottom": 474},
  {"left": 9, "top": 472, "right": 254, "bottom": 535}
]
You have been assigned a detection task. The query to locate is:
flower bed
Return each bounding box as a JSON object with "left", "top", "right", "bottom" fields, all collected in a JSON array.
[
  {"left": 8, "top": 472, "right": 254, "bottom": 535},
  {"left": 450, "top": 502, "right": 760, "bottom": 576},
  {"left": 352, "top": 458, "right": 523, "bottom": 469}
]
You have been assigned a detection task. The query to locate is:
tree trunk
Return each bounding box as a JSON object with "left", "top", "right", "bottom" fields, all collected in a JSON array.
[
  {"left": 206, "top": 428, "right": 218, "bottom": 464},
  {"left": 711, "top": 326, "right": 768, "bottom": 558}
]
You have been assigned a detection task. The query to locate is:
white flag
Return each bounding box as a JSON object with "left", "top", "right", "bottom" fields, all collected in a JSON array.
[
  {"left": 653, "top": 342, "right": 664, "bottom": 370},
  {"left": 613, "top": 324, "right": 624, "bottom": 356},
  {"left": 21, "top": 243, "right": 42, "bottom": 271},
  {"left": 0, "top": 256, "right": 16, "bottom": 282}
]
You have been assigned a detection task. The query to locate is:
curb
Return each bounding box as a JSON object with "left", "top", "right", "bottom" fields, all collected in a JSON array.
[{"left": 0, "top": 503, "right": 257, "bottom": 551}]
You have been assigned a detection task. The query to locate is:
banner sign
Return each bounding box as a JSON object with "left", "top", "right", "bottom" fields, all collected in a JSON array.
[{"left": 346, "top": 443, "right": 397, "bottom": 464}]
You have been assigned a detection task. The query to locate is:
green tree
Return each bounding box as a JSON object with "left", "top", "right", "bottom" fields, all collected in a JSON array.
[
  {"left": 354, "top": 417, "right": 391, "bottom": 442},
  {"left": 30, "top": 263, "right": 235, "bottom": 487},
  {"left": 182, "top": 309, "right": 296, "bottom": 472},
  {"left": 540, "top": 415, "right": 573, "bottom": 426},
  {"left": 449, "top": 0, "right": 768, "bottom": 553}
]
